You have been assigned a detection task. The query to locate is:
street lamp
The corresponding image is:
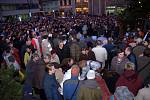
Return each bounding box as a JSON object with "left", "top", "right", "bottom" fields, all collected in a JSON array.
[
  {"left": 139, "top": 1, "right": 141, "bottom": 4},
  {"left": 52, "top": 10, "right": 55, "bottom": 18}
]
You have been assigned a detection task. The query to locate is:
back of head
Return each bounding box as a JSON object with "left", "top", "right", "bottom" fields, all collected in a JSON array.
[
  {"left": 125, "top": 62, "right": 135, "bottom": 70},
  {"left": 71, "top": 65, "right": 80, "bottom": 76},
  {"left": 143, "top": 48, "right": 150, "bottom": 57},
  {"left": 96, "top": 40, "right": 103, "bottom": 46}
]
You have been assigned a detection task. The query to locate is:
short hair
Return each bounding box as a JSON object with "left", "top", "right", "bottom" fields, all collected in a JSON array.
[
  {"left": 144, "top": 48, "right": 150, "bottom": 57},
  {"left": 43, "top": 54, "right": 51, "bottom": 59},
  {"left": 117, "top": 49, "right": 124, "bottom": 54},
  {"left": 71, "top": 64, "right": 80, "bottom": 76},
  {"left": 96, "top": 40, "right": 103, "bottom": 46},
  {"left": 126, "top": 46, "right": 132, "bottom": 52},
  {"left": 125, "top": 62, "right": 135, "bottom": 70},
  {"left": 32, "top": 53, "right": 39, "bottom": 58},
  {"left": 45, "top": 63, "right": 55, "bottom": 72}
]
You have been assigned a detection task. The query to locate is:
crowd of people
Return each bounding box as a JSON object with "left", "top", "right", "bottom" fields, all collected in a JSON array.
[{"left": 0, "top": 14, "right": 150, "bottom": 100}]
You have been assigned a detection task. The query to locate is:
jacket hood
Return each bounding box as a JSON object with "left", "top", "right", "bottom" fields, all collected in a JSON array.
[
  {"left": 82, "top": 79, "right": 99, "bottom": 89},
  {"left": 123, "top": 70, "right": 138, "bottom": 82}
]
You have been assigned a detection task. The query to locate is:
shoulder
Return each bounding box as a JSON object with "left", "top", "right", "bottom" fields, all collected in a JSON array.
[{"left": 64, "top": 79, "right": 78, "bottom": 85}]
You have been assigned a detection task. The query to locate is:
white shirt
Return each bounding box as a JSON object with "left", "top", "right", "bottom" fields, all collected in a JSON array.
[{"left": 92, "top": 46, "right": 107, "bottom": 68}]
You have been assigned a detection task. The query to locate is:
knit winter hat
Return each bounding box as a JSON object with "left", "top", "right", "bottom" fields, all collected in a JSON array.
[{"left": 87, "top": 70, "right": 95, "bottom": 79}]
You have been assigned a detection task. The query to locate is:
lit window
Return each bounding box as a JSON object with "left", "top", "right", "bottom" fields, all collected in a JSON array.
[
  {"left": 84, "top": 0, "right": 88, "bottom": 2},
  {"left": 76, "top": 0, "right": 80, "bottom": 3}
]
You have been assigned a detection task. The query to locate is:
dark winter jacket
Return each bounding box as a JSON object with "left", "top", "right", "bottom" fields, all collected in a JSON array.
[
  {"left": 43, "top": 73, "right": 62, "bottom": 100},
  {"left": 63, "top": 76, "right": 80, "bottom": 100}
]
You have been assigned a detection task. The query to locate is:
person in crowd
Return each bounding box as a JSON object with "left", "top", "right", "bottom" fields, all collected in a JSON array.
[
  {"left": 51, "top": 62, "right": 64, "bottom": 84},
  {"left": 50, "top": 49, "right": 60, "bottom": 64},
  {"left": 92, "top": 40, "right": 107, "bottom": 68},
  {"left": 41, "top": 35, "right": 52, "bottom": 56},
  {"left": 43, "top": 63, "right": 62, "bottom": 100},
  {"left": 103, "top": 37, "right": 115, "bottom": 69},
  {"left": 63, "top": 65, "right": 80, "bottom": 100},
  {"left": 70, "top": 38, "right": 81, "bottom": 62},
  {"left": 55, "top": 40, "right": 70, "bottom": 63},
  {"left": 111, "top": 49, "right": 129, "bottom": 75},
  {"left": 26, "top": 53, "right": 46, "bottom": 100},
  {"left": 125, "top": 46, "right": 137, "bottom": 71},
  {"left": 77, "top": 70, "right": 102, "bottom": 100},
  {"left": 8, "top": 41, "right": 21, "bottom": 66},
  {"left": 79, "top": 60, "right": 102, "bottom": 80},
  {"left": 21, "top": 38, "right": 34, "bottom": 67},
  {"left": 137, "top": 48, "right": 150, "bottom": 82},
  {"left": 24, "top": 46, "right": 32, "bottom": 66},
  {"left": 31, "top": 33, "right": 41, "bottom": 57},
  {"left": 132, "top": 38, "right": 146, "bottom": 58},
  {"left": 60, "top": 58, "right": 74, "bottom": 73},
  {"left": 135, "top": 75, "right": 150, "bottom": 100},
  {"left": 116, "top": 62, "right": 142, "bottom": 96},
  {"left": 79, "top": 47, "right": 96, "bottom": 61}
]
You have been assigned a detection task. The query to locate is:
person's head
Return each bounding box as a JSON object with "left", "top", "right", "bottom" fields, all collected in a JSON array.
[
  {"left": 125, "top": 46, "right": 132, "bottom": 56},
  {"left": 117, "top": 49, "right": 125, "bottom": 59},
  {"left": 125, "top": 62, "right": 135, "bottom": 70},
  {"left": 26, "top": 38, "right": 31, "bottom": 45},
  {"left": 143, "top": 48, "right": 150, "bottom": 57},
  {"left": 32, "top": 53, "right": 39, "bottom": 62},
  {"left": 96, "top": 40, "right": 103, "bottom": 46},
  {"left": 71, "top": 64, "right": 80, "bottom": 77},
  {"left": 45, "top": 63, "right": 56, "bottom": 75},
  {"left": 8, "top": 42, "right": 13, "bottom": 48},
  {"left": 51, "top": 49, "right": 56, "bottom": 58},
  {"left": 68, "top": 58, "right": 74, "bottom": 66},
  {"left": 78, "top": 60, "right": 87, "bottom": 68},
  {"left": 43, "top": 54, "right": 50, "bottom": 63},
  {"left": 26, "top": 46, "right": 32, "bottom": 53},
  {"left": 58, "top": 40, "right": 64, "bottom": 49},
  {"left": 81, "top": 48, "right": 86, "bottom": 54},
  {"left": 86, "top": 70, "right": 96, "bottom": 79}
]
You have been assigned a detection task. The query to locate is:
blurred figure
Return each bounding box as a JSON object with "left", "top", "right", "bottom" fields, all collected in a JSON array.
[
  {"left": 50, "top": 49, "right": 60, "bottom": 64},
  {"left": 43, "top": 63, "right": 62, "bottom": 100},
  {"left": 63, "top": 65, "right": 80, "bottom": 100},
  {"left": 77, "top": 70, "right": 102, "bottom": 100},
  {"left": 116, "top": 62, "right": 142, "bottom": 96},
  {"left": 92, "top": 40, "right": 107, "bottom": 68},
  {"left": 125, "top": 46, "right": 137, "bottom": 71},
  {"left": 111, "top": 49, "right": 129, "bottom": 75}
]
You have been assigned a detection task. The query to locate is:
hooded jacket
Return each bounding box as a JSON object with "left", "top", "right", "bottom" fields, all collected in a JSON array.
[
  {"left": 77, "top": 79, "right": 102, "bottom": 100},
  {"left": 116, "top": 70, "right": 142, "bottom": 95}
]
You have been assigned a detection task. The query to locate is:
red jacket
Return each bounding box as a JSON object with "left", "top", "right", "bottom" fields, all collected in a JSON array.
[
  {"left": 96, "top": 76, "right": 111, "bottom": 100},
  {"left": 116, "top": 70, "right": 142, "bottom": 95}
]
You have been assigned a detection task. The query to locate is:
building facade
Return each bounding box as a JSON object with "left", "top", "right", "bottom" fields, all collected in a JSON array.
[
  {"left": 59, "top": 0, "right": 76, "bottom": 16},
  {"left": 106, "top": 0, "right": 128, "bottom": 14},
  {"left": 40, "top": 0, "right": 59, "bottom": 13},
  {"left": 0, "top": 0, "right": 40, "bottom": 17},
  {"left": 88, "top": 0, "right": 106, "bottom": 16}
]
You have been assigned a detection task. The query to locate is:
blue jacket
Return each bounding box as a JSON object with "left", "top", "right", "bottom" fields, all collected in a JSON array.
[
  {"left": 63, "top": 76, "right": 80, "bottom": 100},
  {"left": 43, "top": 73, "right": 62, "bottom": 100},
  {"left": 127, "top": 53, "right": 137, "bottom": 70}
]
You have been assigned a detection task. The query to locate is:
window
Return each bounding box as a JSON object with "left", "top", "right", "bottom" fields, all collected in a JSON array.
[
  {"left": 76, "top": 0, "right": 80, "bottom": 3},
  {"left": 84, "top": 0, "right": 88, "bottom": 2}
]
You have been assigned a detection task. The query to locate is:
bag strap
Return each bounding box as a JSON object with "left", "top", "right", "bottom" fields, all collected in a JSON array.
[
  {"left": 69, "top": 80, "right": 80, "bottom": 100},
  {"left": 137, "top": 61, "right": 150, "bottom": 73}
]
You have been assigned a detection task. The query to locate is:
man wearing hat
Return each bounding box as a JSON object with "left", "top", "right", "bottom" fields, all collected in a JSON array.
[{"left": 77, "top": 70, "right": 102, "bottom": 100}]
